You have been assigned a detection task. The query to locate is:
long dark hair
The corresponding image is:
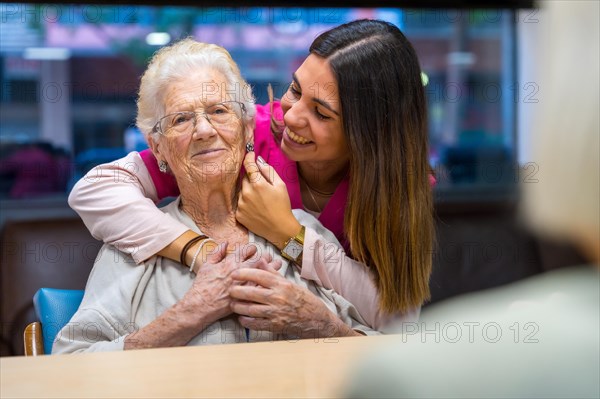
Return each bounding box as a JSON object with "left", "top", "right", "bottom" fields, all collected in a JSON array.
[{"left": 310, "top": 19, "right": 434, "bottom": 313}]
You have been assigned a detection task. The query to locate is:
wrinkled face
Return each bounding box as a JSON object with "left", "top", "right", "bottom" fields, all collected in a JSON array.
[
  {"left": 280, "top": 54, "right": 349, "bottom": 166},
  {"left": 151, "top": 68, "right": 250, "bottom": 184}
]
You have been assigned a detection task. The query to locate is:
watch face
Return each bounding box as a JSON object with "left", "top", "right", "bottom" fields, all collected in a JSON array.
[{"left": 283, "top": 239, "right": 303, "bottom": 261}]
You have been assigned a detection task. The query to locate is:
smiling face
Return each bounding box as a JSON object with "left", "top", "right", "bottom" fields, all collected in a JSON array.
[
  {"left": 280, "top": 54, "right": 349, "bottom": 168},
  {"left": 150, "top": 67, "right": 250, "bottom": 184}
]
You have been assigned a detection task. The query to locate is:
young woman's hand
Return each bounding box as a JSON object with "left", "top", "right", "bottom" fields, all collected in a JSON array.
[{"left": 237, "top": 151, "right": 301, "bottom": 249}]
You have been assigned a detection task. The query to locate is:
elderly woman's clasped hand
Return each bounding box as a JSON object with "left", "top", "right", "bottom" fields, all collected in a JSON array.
[
  {"left": 229, "top": 265, "right": 360, "bottom": 339},
  {"left": 184, "top": 242, "right": 282, "bottom": 324},
  {"left": 190, "top": 238, "right": 349, "bottom": 340}
]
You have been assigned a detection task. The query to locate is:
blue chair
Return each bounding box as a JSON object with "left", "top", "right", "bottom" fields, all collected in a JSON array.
[{"left": 23, "top": 288, "right": 84, "bottom": 355}]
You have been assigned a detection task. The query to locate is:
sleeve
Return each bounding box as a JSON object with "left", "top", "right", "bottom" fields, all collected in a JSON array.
[
  {"left": 52, "top": 245, "right": 145, "bottom": 354},
  {"left": 328, "top": 290, "right": 381, "bottom": 337},
  {"left": 68, "top": 151, "right": 189, "bottom": 263},
  {"left": 301, "top": 226, "right": 420, "bottom": 333},
  {"left": 51, "top": 308, "right": 126, "bottom": 353}
]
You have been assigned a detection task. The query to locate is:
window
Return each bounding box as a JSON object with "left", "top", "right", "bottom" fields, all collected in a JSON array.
[{"left": 0, "top": 4, "right": 518, "bottom": 200}]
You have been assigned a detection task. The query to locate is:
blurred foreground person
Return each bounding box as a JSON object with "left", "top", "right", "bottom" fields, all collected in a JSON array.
[{"left": 345, "top": 1, "right": 599, "bottom": 398}]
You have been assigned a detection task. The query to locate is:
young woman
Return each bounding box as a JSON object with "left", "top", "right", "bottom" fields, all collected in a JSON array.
[{"left": 69, "top": 19, "right": 434, "bottom": 331}]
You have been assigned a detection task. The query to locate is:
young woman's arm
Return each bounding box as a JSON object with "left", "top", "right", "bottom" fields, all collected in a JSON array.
[
  {"left": 301, "top": 226, "right": 420, "bottom": 332},
  {"left": 68, "top": 151, "right": 198, "bottom": 264}
]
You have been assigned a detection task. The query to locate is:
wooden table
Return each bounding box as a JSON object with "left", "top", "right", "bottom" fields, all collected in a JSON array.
[{"left": 1, "top": 335, "right": 397, "bottom": 398}]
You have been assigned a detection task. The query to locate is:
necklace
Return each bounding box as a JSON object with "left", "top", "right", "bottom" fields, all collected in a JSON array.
[
  {"left": 302, "top": 177, "right": 323, "bottom": 213},
  {"left": 299, "top": 173, "right": 336, "bottom": 213},
  {"left": 304, "top": 180, "right": 335, "bottom": 196},
  {"left": 297, "top": 169, "right": 337, "bottom": 196}
]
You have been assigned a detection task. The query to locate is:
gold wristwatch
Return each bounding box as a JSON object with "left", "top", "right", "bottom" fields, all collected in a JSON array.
[{"left": 281, "top": 226, "right": 305, "bottom": 263}]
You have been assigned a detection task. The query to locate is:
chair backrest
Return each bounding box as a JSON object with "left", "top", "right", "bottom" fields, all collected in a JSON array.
[
  {"left": 23, "top": 322, "right": 44, "bottom": 356},
  {"left": 1, "top": 217, "right": 99, "bottom": 356},
  {"left": 33, "top": 288, "right": 85, "bottom": 354}
]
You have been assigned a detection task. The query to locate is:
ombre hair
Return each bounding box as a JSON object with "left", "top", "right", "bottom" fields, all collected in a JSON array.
[{"left": 136, "top": 38, "right": 256, "bottom": 140}]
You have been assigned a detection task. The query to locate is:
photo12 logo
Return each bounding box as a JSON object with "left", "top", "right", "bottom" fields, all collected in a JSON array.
[
  {"left": 1, "top": 4, "right": 138, "bottom": 24},
  {"left": 400, "top": 321, "right": 540, "bottom": 344}
]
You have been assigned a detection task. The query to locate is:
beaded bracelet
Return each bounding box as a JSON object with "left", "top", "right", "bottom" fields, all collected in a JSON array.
[
  {"left": 180, "top": 235, "right": 208, "bottom": 266},
  {"left": 189, "top": 238, "right": 217, "bottom": 273}
]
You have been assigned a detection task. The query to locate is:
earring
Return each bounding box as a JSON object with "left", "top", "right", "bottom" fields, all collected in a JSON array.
[
  {"left": 246, "top": 142, "right": 254, "bottom": 153},
  {"left": 158, "top": 160, "right": 168, "bottom": 173}
]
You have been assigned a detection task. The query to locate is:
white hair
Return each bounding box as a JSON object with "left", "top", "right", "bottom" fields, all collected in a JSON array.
[
  {"left": 136, "top": 38, "right": 256, "bottom": 140},
  {"left": 522, "top": 1, "right": 599, "bottom": 260}
]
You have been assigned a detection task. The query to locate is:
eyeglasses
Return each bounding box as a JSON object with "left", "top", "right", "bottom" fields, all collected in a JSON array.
[{"left": 152, "top": 101, "right": 246, "bottom": 136}]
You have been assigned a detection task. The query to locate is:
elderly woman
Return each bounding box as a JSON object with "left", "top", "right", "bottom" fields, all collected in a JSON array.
[{"left": 53, "top": 39, "right": 372, "bottom": 353}]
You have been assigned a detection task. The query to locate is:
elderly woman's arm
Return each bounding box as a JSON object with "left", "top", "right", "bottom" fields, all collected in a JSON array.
[
  {"left": 53, "top": 243, "right": 269, "bottom": 353},
  {"left": 125, "top": 243, "right": 243, "bottom": 349},
  {"left": 230, "top": 267, "right": 363, "bottom": 338}
]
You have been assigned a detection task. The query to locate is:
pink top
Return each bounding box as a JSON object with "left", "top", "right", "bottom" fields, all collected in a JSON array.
[{"left": 68, "top": 102, "right": 420, "bottom": 331}]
